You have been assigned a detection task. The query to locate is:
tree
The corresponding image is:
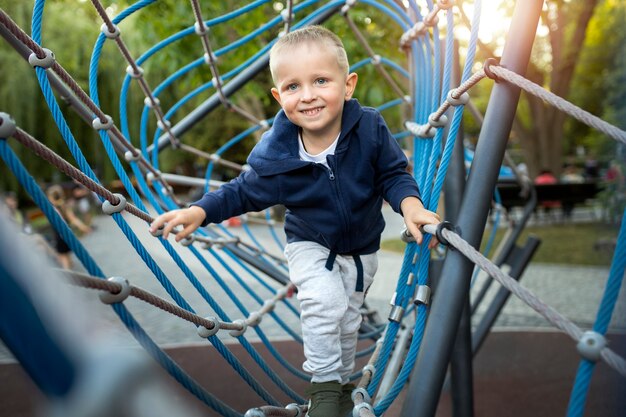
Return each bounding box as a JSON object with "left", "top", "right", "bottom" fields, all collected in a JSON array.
[{"left": 459, "top": 0, "right": 617, "bottom": 178}]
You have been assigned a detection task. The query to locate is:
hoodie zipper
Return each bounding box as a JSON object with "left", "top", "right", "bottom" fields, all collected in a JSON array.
[{"left": 326, "top": 156, "right": 350, "bottom": 248}]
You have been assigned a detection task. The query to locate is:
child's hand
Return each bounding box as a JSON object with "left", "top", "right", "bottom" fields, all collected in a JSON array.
[
  {"left": 149, "top": 206, "right": 207, "bottom": 241},
  {"left": 400, "top": 196, "right": 441, "bottom": 249}
]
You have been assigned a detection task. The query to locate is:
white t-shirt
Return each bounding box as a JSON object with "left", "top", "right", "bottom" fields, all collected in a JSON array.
[{"left": 298, "top": 132, "right": 340, "bottom": 169}]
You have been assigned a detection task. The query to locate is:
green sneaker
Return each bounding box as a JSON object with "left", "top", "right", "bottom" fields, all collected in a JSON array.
[
  {"left": 305, "top": 381, "right": 342, "bottom": 417},
  {"left": 339, "top": 383, "right": 356, "bottom": 417}
]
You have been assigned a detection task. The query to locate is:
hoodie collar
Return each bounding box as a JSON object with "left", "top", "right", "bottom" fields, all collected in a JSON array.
[{"left": 248, "top": 99, "right": 363, "bottom": 176}]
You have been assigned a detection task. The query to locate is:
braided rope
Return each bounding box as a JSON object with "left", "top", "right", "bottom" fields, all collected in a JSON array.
[
  {"left": 490, "top": 65, "right": 626, "bottom": 144},
  {"left": 424, "top": 224, "right": 626, "bottom": 378}
]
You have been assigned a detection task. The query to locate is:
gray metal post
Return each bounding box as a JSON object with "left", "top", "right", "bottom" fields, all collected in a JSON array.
[
  {"left": 442, "top": 39, "right": 474, "bottom": 417},
  {"left": 400, "top": 2, "right": 543, "bottom": 416}
]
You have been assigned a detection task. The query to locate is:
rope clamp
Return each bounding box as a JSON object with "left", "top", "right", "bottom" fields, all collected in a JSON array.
[
  {"left": 428, "top": 113, "right": 448, "bottom": 128},
  {"left": 280, "top": 9, "right": 295, "bottom": 22},
  {"left": 144, "top": 96, "right": 160, "bottom": 109},
  {"left": 361, "top": 364, "right": 376, "bottom": 377},
  {"left": 435, "top": 221, "right": 459, "bottom": 247},
  {"left": 285, "top": 403, "right": 304, "bottom": 417},
  {"left": 243, "top": 409, "right": 265, "bottom": 417},
  {"left": 150, "top": 225, "right": 164, "bottom": 237},
  {"left": 246, "top": 311, "right": 262, "bottom": 327},
  {"left": 446, "top": 90, "right": 470, "bottom": 106},
  {"left": 341, "top": 0, "right": 358, "bottom": 14},
  {"left": 101, "top": 23, "right": 121, "bottom": 39},
  {"left": 483, "top": 58, "right": 501, "bottom": 82},
  {"left": 28, "top": 48, "right": 55, "bottom": 69},
  {"left": 197, "top": 316, "right": 220, "bottom": 338},
  {"left": 258, "top": 120, "right": 270, "bottom": 131},
  {"left": 388, "top": 305, "right": 404, "bottom": 322},
  {"left": 204, "top": 52, "right": 218, "bottom": 65},
  {"left": 0, "top": 112, "right": 17, "bottom": 138},
  {"left": 124, "top": 149, "right": 141, "bottom": 162},
  {"left": 126, "top": 65, "right": 144, "bottom": 79},
  {"left": 576, "top": 330, "right": 607, "bottom": 362},
  {"left": 102, "top": 193, "right": 127, "bottom": 215},
  {"left": 180, "top": 235, "right": 195, "bottom": 247},
  {"left": 351, "top": 386, "right": 371, "bottom": 403},
  {"left": 262, "top": 299, "right": 276, "bottom": 312},
  {"left": 146, "top": 170, "right": 161, "bottom": 183},
  {"left": 92, "top": 115, "right": 114, "bottom": 131},
  {"left": 352, "top": 402, "right": 374, "bottom": 417},
  {"left": 194, "top": 21, "right": 209, "bottom": 36},
  {"left": 229, "top": 319, "right": 247, "bottom": 337},
  {"left": 406, "top": 272, "right": 415, "bottom": 286},
  {"left": 157, "top": 119, "right": 171, "bottom": 131},
  {"left": 99, "top": 276, "right": 131, "bottom": 304},
  {"left": 413, "top": 285, "right": 432, "bottom": 306}
]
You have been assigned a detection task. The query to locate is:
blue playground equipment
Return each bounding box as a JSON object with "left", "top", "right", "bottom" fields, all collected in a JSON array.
[{"left": 0, "top": 1, "right": 625, "bottom": 416}]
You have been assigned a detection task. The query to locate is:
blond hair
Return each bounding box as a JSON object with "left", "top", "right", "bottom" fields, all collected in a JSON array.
[{"left": 269, "top": 25, "right": 349, "bottom": 83}]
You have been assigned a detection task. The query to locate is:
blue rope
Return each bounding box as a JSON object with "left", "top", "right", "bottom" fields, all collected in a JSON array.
[
  {"left": 566, "top": 209, "right": 626, "bottom": 417},
  {"left": 0, "top": 141, "right": 241, "bottom": 416}
]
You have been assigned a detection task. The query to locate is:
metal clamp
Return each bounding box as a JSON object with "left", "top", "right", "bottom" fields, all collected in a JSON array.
[
  {"left": 99, "top": 276, "right": 131, "bottom": 304},
  {"left": 28, "top": 48, "right": 55, "bottom": 68},
  {"left": 197, "top": 316, "right": 220, "bottom": 338},
  {"left": 101, "top": 23, "right": 121, "bottom": 39},
  {"left": 0, "top": 112, "right": 17, "bottom": 138},
  {"left": 126, "top": 65, "right": 144, "bottom": 78},
  {"left": 388, "top": 305, "right": 404, "bottom": 322},
  {"left": 124, "top": 149, "right": 141, "bottom": 162},
  {"left": 576, "top": 331, "right": 607, "bottom": 362},
  {"left": 92, "top": 115, "right": 114, "bottom": 131},
  {"left": 413, "top": 285, "right": 432, "bottom": 306},
  {"left": 446, "top": 90, "right": 470, "bottom": 106},
  {"left": 102, "top": 194, "right": 127, "bottom": 215},
  {"left": 352, "top": 402, "right": 374, "bottom": 417},
  {"left": 229, "top": 319, "right": 247, "bottom": 337}
]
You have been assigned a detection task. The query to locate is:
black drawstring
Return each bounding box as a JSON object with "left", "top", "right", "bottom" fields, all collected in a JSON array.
[{"left": 325, "top": 251, "right": 364, "bottom": 292}]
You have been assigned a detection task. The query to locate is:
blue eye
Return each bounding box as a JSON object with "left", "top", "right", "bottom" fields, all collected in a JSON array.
[
  {"left": 315, "top": 78, "right": 328, "bottom": 85},
  {"left": 287, "top": 83, "right": 298, "bottom": 91}
]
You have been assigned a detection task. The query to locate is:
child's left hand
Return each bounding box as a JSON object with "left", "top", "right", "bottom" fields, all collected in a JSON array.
[{"left": 400, "top": 196, "right": 441, "bottom": 249}]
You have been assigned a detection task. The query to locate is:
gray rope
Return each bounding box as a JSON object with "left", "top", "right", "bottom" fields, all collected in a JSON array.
[
  {"left": 63, "top": 270, "right": 233, "bottom": 331},
  {"left": 423, "top": 224, "right": 626, "bottom": 378},
  {"left": 490, "top": 65, "right": 626, "bottom": 145}
]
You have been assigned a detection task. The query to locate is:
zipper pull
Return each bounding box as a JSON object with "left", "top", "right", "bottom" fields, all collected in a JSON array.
[{"left": 328, "top": 169, "right": 335, "bottom": 180}]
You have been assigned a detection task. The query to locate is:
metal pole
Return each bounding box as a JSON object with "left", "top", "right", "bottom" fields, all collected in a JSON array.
[
  {"left": 400, "top": 2, "right": 543, "bottom": 416},
  {"left": 439, "top": 38, "right": 474, "bottom": 417}
]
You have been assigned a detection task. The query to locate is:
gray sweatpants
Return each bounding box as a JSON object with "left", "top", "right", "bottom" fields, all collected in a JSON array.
[{"left": 285, "top": 241, "right": 378, "bottom": 384}]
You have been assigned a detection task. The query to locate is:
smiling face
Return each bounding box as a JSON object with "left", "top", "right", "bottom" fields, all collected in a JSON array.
[{"left": 270, "top": 41, "right": 357, "bottom": 145}]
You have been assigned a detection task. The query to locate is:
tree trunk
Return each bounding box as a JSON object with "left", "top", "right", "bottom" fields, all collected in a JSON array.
[{"left": 519, "top": 0, "right": 599, "bottom": 178}]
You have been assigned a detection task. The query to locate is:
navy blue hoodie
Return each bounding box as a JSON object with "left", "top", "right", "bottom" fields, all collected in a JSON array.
[{"left": 193, "top": 99, "right": 420, "bottom": 255}]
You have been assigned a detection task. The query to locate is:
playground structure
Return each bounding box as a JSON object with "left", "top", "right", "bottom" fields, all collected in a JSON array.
[{"left": 0, "top": 1, "right": 625, "bottom": 417}]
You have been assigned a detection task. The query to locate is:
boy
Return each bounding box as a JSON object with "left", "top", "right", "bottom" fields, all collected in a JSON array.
[{"left": 150, "top": 25, "right": 440, "bottom": 417}]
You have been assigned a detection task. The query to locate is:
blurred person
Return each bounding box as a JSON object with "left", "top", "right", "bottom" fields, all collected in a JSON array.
[{"left": 46, "top": 184, "right": 92, "bottom": 269}]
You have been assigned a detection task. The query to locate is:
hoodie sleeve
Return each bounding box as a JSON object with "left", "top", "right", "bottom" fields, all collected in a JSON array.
[
  {"left": 373, "top": 113, "right": 422, "bottom": 213},
  {"left": 190, "top": 168, "right": 279, "bottom": 226}
]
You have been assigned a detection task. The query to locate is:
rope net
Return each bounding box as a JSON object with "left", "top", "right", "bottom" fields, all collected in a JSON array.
[{"left": 0, "top": 1, "right": 624, "bottom": 416}]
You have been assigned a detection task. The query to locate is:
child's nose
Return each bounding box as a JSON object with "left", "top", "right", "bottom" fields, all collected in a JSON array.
[{"left": 300, "top": 86, "right": 315, "bottom": 101}]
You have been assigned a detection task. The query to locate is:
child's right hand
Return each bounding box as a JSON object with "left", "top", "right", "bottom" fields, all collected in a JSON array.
[{"left": 149, "top": 205, "right": 207, "bottom": 241}]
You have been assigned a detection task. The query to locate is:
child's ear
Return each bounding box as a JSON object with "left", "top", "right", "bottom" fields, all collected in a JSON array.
[
  {"left": 344, "top": 72, "right": 358, "bottom": 100},
  {"left": 271, "top": 87, "right": 282, "bottom": 106}
]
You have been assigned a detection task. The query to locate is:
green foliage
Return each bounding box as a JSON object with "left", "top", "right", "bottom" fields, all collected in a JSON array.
[{"left": 567, "top": 0, "right": 626, "bottom": 162}]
